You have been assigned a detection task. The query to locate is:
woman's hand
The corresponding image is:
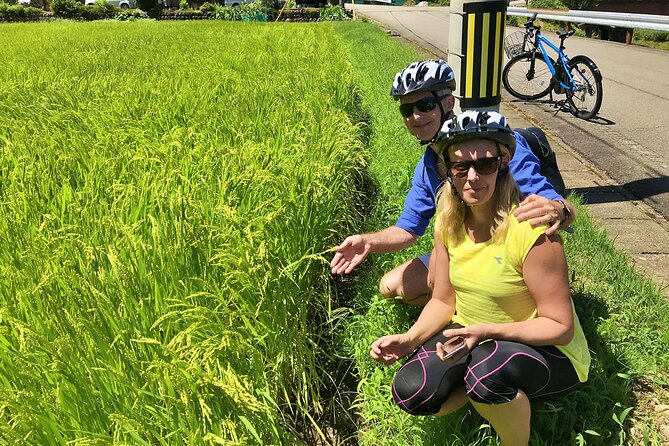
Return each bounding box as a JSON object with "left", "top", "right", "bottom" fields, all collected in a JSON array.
[
  {"left": 436, "top": 325, "right": 487, "bottom": 360},
  {"left": 370, "top": 334, "right": 416, "bottom": 365}
]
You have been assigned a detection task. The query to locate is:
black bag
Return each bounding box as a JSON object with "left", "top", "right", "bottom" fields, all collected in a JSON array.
[{"left": 515, "top": 127, "right": 566, "bottom": 198}]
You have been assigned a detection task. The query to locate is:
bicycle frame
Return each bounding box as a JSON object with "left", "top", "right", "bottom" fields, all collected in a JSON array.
[{"left": 527, "top": 29, "right": 575, "bottom": 92}]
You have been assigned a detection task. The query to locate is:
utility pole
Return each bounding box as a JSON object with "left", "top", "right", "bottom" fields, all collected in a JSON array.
[{"left": 447, "top": 0, "right": 508, "bottom": 114}]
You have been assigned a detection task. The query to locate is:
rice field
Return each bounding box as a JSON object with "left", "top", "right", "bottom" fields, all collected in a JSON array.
[
  {"left": 5, "top": 18, "right": 669, "bottom": 446},
  {"left": 0, "top": 21, "right": 365, "bottom": 444}
]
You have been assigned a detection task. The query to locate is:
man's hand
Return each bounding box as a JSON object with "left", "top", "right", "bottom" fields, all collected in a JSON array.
[
  {"left": 330, "top": 235, "right": 371, "bottom": 275},
  {"left": 513, "top": 194, "right": 566, "bottom": 236}
]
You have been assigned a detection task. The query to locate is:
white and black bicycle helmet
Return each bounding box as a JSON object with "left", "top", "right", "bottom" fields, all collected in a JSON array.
[
  {"left": 435, "top": 110, "right": 516, "bottom": 158},
  {"left": 390, "top": 59, "right": 456, "bottom": 99},
  {"left": 391, "top": 60, "right": 457, "bottom": 144}
]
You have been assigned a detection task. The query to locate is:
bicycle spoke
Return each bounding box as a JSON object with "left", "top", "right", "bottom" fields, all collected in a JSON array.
[
  {"left": 567, "top": 60, "right": 603, "bottom": 120},
  {"left": 502, "top": 52, "right": 554, "bottom": 101}
]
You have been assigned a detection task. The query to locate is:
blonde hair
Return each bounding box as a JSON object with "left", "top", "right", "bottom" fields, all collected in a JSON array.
[{"left": 434, "top": 144, "right": 522, "bottom": 245}]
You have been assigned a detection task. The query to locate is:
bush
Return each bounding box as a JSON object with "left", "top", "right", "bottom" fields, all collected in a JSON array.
[
  {"left": 210, "top": 4, "right": 240, "bottom": 20},
  {"left": 79, "top": 4, "right": 100, "bottom": 18},
  {"left": 79, "top": 2, "right": 117, "bottom": 19},
  {"left": 179, "top": 0, "right": 187, "bottom": 9},
  {"left": 238, "top": 1, "right": 269, "bottom": 20},
  {"left": 319, "top": 4, "right": 346, "bottom": 21},
  {"left": 634, "top": 29, "right": 669, "bottom": 43},
  {"left": 255, "top": 0, "right": 277, "bottom": 10},
  {"left": 199, "top": 0, "right": 214, "bottom": 11},
  {"left": 506, "top": 15, "right": 523, "bottom": 27},
  {"left": 528, "top": 0, "right": 566, "bottom": 9},
  {"left": 210, "top": 2, "right": 268, "bottom": 21},
  {"left": 114, "top": 7, "right": 149, "bottom": 19},
  {"left": 96, "top": 0, "right": 115, "bottom": 11},
  {"left": 51, "top": 0, "right": 81, "bottom": 17},
  {"left": 0, "top": 3, "right": 43, "bottom": 20}
]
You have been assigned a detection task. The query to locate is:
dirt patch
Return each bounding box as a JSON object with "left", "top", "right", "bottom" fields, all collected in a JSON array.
[{"left": 629, "top": 375, "right": 669, "bottom": 444}]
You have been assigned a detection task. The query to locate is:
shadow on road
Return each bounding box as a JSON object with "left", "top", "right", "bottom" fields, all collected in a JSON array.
[
  {"left": 506, "top": 98, "right": 617, "bottom": 125},
  {"left": 571, "top": 176, "right": 669, "bottom": 204},
  {"left": 585, "top": 115, "right": 615, "bottom": 126}
]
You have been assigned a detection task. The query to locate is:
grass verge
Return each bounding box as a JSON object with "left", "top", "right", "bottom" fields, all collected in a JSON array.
[{"left": 332, "top": 20, "right": 669, "bottom": 446}]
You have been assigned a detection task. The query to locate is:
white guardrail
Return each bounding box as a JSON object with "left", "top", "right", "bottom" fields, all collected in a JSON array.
[{"left": 507, "top": 7, "right": 669, "bottom": 32}]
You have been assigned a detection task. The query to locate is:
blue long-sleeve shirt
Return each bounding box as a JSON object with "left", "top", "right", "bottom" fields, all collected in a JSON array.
[{"left": 395, "top": 132, "right": 563, "bottom": 236}]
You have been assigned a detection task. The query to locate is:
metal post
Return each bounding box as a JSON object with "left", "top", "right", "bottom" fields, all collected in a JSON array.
[{"left": 448, "top": 0, "right": 507, "bottom": 113}]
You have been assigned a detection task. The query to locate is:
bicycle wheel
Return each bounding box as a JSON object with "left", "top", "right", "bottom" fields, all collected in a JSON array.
[
  {"left": 566, "top": 55, "right": 603, "bottom": 120},
  {"left": 502, "top": 52, "right": 554, "bottom": 101}
]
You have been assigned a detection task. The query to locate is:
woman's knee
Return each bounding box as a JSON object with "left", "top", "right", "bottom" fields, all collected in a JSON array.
[
  {"left": 380, "top": 259, "right": 430, "bottom": 302},
  {"left": 465, "top": 341, "right": 518, "bottom": 404},
  {"left": 392, "top": 372, "right": 440, "bottom": 415},
  {"left": 465, "top": 341, "right": 549, "bottom": 405}
]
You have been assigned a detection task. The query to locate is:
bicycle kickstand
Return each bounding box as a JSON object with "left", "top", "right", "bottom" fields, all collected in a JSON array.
[{"left": 549, "top": 91, "right": 570, "bottom": 117}]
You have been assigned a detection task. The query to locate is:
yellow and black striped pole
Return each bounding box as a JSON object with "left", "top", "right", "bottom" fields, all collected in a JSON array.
[{"left": 448, "top": 0, "right": 507, "bottom": 112}]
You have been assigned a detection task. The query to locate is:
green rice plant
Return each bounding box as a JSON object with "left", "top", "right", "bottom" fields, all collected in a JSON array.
[{"left": 0, "top": 21, "right": 366, "bottom": 444}]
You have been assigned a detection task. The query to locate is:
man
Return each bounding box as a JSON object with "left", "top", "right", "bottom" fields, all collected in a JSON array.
[{"left": 330, "top": 60, "right": 575, "bottom": 306}]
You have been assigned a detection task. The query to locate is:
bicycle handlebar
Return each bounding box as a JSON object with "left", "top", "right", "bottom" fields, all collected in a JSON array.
[{"left": 524, "top": 12, "right": 539, "bottom": 31}]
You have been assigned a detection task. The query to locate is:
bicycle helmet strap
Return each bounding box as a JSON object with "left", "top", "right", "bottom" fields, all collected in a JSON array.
[
  {"left": 496, "top": 142, "right": 510, "bottom": 178},
  {"left": 420, "top": 91, "right": 454, "bottom": 145},
  {"left": 446, "top": 174, "right": 463, "bottom": 201}
]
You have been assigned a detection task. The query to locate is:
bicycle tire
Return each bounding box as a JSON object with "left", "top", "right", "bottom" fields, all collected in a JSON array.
[
  {"left": 566, "top": 55, "right": 603, "bottom": 120},
  {"left": 502, "top": 51, "right": 555, "bottom": 101}
]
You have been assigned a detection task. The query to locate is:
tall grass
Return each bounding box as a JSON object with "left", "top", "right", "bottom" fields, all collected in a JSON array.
[
  {"left": 0, "top": 21, "right": 365, "bottom": 444},
  {"left": 332, "top": 21, "right": 669, "bottom": 446}
]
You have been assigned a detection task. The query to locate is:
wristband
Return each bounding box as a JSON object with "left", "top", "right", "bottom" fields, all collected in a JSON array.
[{"left": 558, "top": 200, "right": 571, "bottom": 225}]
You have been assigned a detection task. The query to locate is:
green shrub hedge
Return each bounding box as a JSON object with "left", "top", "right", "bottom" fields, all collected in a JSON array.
[{"left": 0, "top": 2, "right": 43, "bottom": 20}]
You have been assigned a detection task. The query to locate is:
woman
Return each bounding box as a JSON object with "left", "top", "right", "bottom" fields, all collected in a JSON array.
[{"left": 370, "top": 111, "right": 590, "bottom": 445}]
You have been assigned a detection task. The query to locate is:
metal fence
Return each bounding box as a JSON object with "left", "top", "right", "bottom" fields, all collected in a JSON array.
[{"left": 507, "top": 7, "right": 669, "bottom": 32}]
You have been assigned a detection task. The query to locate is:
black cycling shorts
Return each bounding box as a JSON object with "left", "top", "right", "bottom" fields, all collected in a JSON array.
[{"left": 392, "top": 324, "right": 581, "bottom": 415}]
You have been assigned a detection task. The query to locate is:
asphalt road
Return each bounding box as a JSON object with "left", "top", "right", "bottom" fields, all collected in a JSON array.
[{"left": 346, "top": 4, "right": 669, "bottom": 223}]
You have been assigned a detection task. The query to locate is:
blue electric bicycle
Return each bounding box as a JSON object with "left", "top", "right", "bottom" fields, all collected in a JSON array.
[{"left": 502, "top": 13, "right": 603, "bottom": 120}]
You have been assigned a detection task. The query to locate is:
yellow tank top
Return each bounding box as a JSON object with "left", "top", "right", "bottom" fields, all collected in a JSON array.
[{"left": 447, "top": 214, "right": 591, "bottom": 382}]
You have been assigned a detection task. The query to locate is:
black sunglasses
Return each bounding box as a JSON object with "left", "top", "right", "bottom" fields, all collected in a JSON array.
[
  {"left": 447, "top": 157, "right": 501, "bottom": 178},
  {"left": 399, "top": 96, "right": 439, "bottom": 118}
]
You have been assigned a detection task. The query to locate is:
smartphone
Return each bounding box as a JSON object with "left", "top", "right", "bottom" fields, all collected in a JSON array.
[{"left": 442, "top": 336, "right": 468, "bottom": 361}]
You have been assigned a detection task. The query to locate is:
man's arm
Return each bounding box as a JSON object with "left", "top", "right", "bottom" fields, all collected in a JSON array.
[
  {"left": 330, "top": 226, "right": 418, "bottom": 275},
  {"left": 510, "top": 132, "right": 576, "bottom": 235},
  {"left": 331, "top": 151, "right": 437, "bottom": 275}
]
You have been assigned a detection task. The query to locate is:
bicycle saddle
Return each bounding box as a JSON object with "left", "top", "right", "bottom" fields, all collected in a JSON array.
[{"left": 557, "top": 30, "right": 576, "bottom": 39}]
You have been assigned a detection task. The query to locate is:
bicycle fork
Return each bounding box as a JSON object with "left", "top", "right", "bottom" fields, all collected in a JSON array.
[{"left": 525, "top": 51, "right": 540, "bottom": 82}]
